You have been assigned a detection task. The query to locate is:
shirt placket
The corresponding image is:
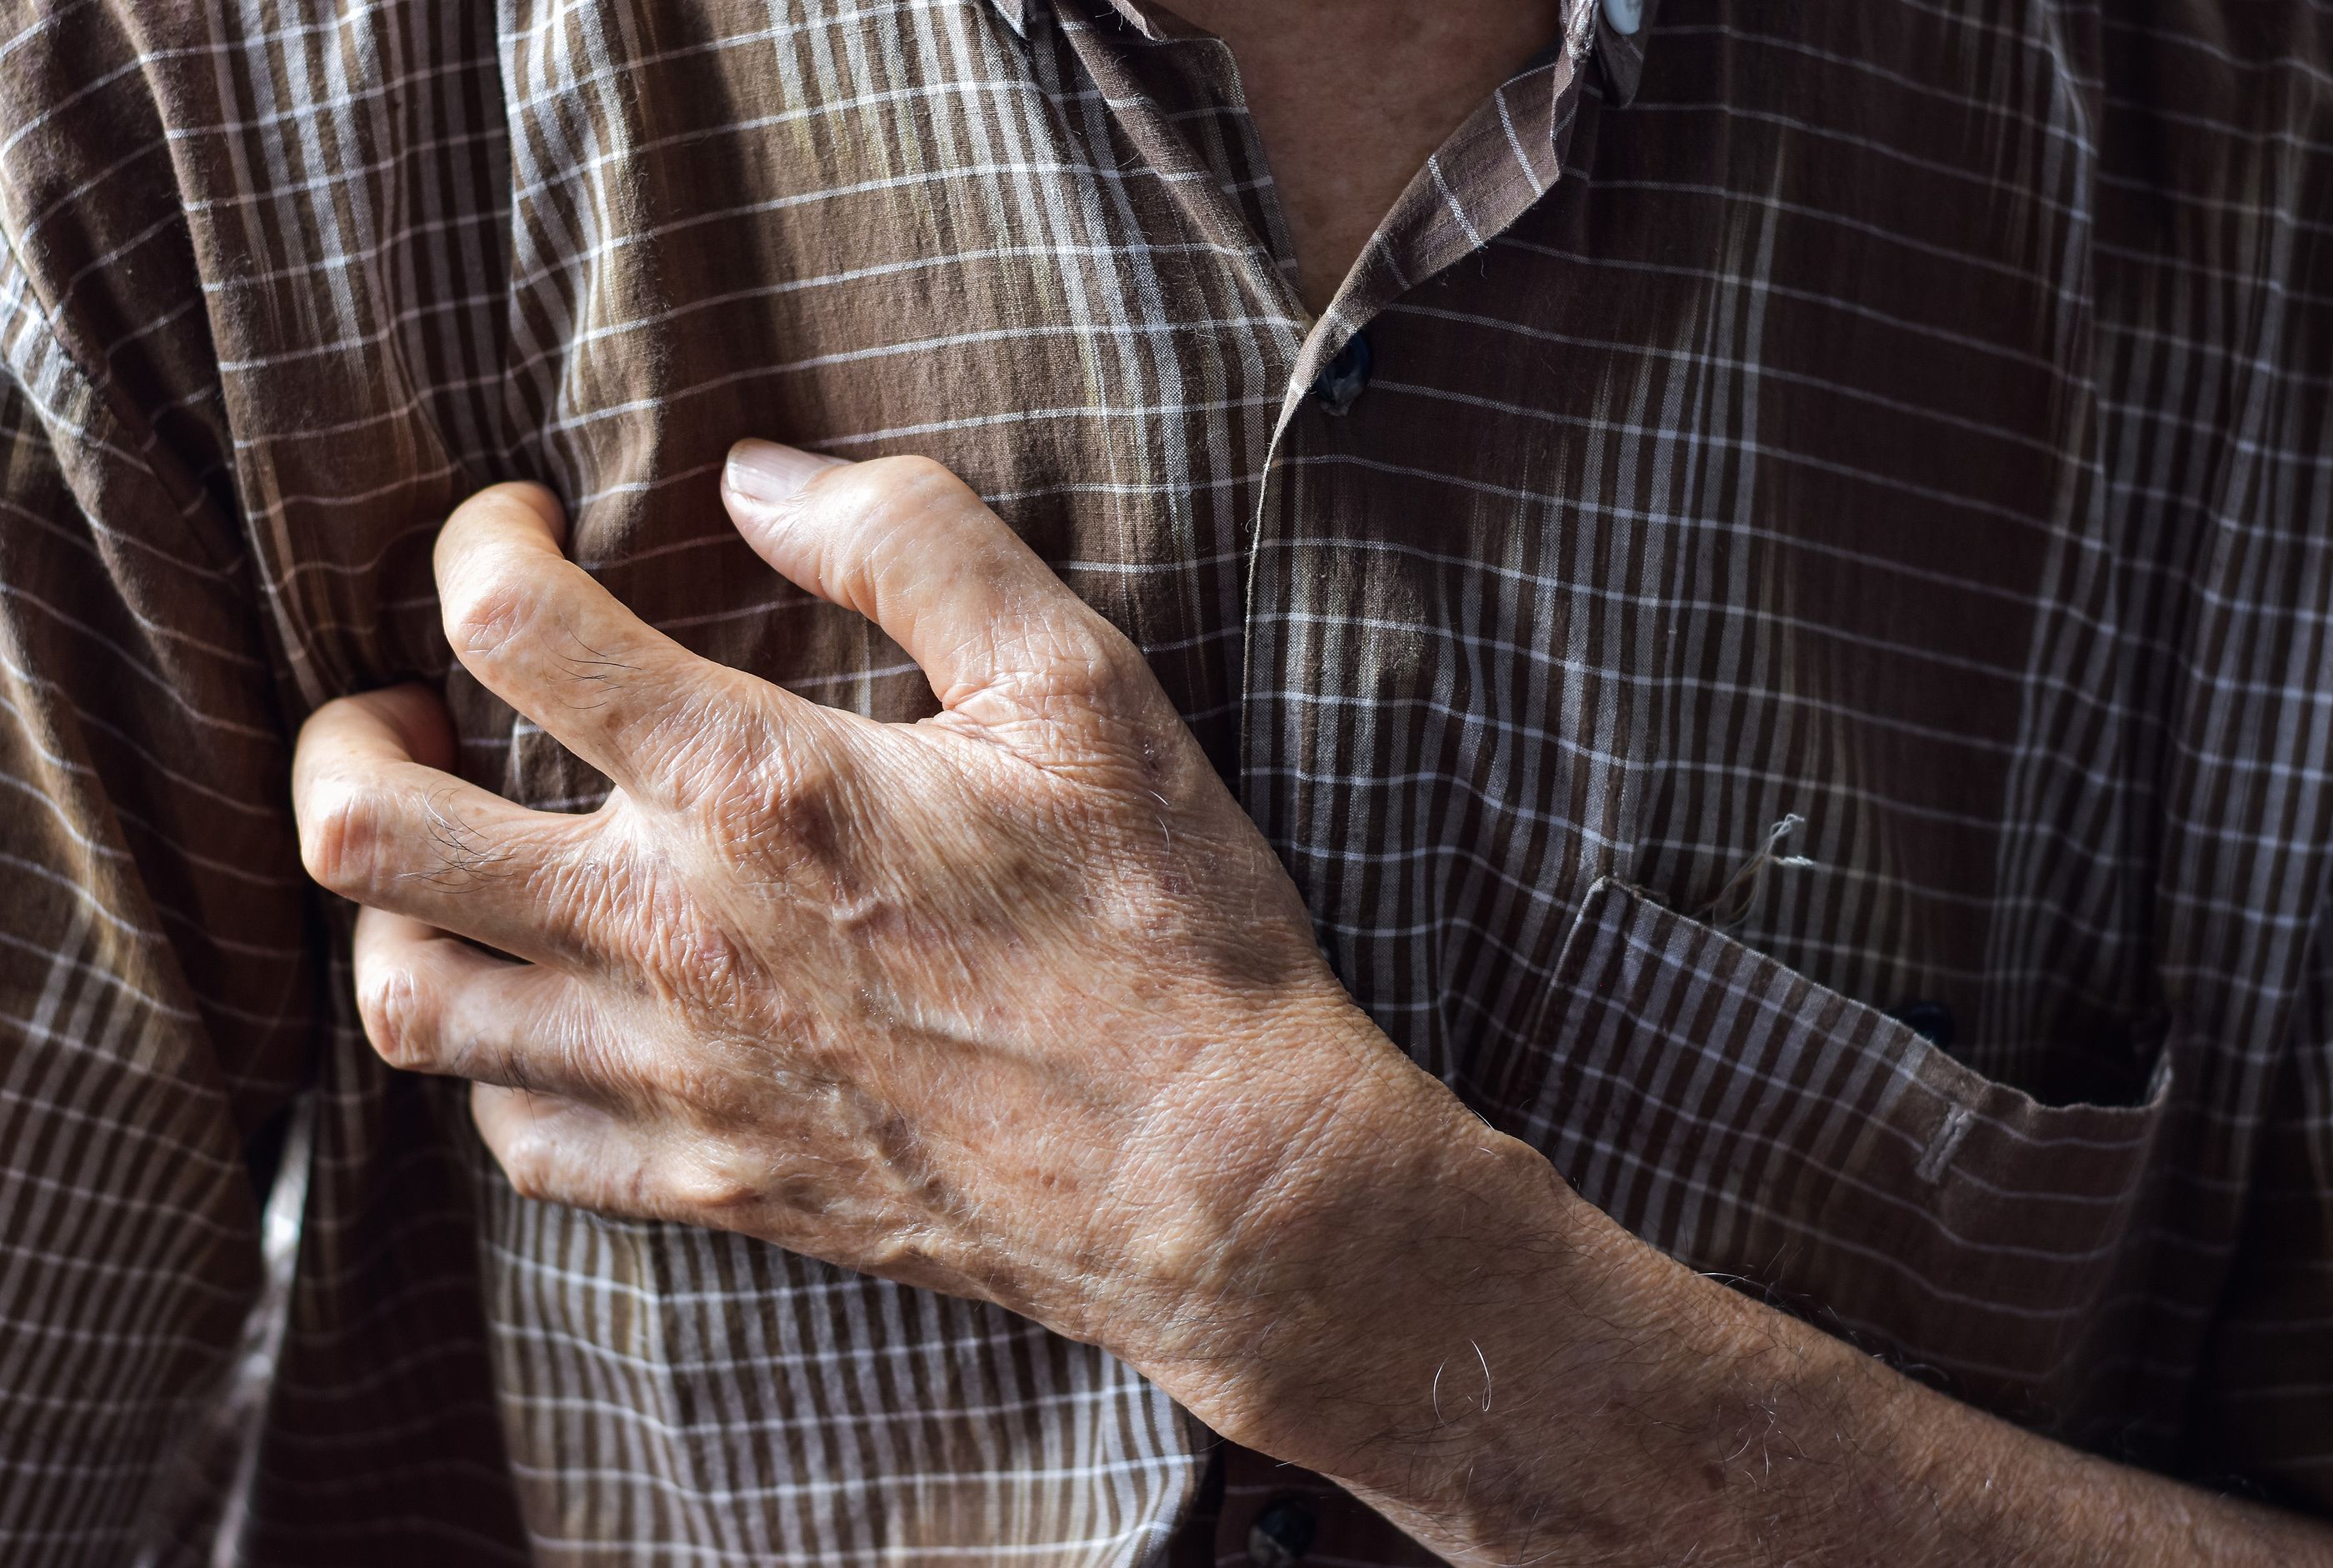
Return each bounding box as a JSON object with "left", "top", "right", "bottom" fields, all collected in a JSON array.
[
  {"left": 1233, "top": 0, "right": 1644, "bottom": 891},
  {"left": 996, "top": 0, "right": 1661, "bottom": 1560},
  {"left": 1002, "top": 0, "right": 1647, "bottom": 738}
]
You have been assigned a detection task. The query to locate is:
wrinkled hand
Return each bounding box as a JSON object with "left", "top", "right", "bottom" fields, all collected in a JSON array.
[
  {"left": 290, "top": 445, "right": 2333, "bottom": 1567},
  {"left": 289, "top": 443, "right": 1439, "bottom": 1414}
]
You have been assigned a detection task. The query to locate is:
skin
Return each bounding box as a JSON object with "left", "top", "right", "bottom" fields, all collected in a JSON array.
[
  {"left": 294, "top": 452, "right": 2333, "bottom": 1566},
  {"left": 287, "top": 7, "right": 2333, "bottom": 1561},
  {"left": 1166, "top": 0, "right": 1569, "bottom": 314}
]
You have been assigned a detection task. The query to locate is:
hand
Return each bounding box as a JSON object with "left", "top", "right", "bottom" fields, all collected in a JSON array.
[
  {"left": 290, "top": 448, "right": 2333, "bottom": 1567},
  {"left": 289, "top": 444, "right": 1452, "bottom": 1426}
]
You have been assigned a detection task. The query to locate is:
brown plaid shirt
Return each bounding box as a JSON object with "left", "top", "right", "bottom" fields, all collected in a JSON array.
[{"left": 3, "top": 0, "right": 2331, "bottom": 1561}]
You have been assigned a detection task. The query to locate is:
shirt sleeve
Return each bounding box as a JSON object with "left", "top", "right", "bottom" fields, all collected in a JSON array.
[{"left": 0, "top": 292, "right": 316, "bottom": 1554}]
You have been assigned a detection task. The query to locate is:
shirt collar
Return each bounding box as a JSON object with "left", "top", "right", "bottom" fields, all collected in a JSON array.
[
  {"left": 989, "top": 0, "right": 1656, "bottom": 103},
  {"left": 988, "top": 0, "right": 1160, "bottom": 39}
]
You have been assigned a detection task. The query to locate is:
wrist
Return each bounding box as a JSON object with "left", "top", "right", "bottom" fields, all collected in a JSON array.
[{"left": 1124, "top": 1006, "right": 1596, "bottom": 1492}]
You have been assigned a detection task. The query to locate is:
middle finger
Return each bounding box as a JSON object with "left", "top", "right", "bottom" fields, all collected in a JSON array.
[{"left": 295, "top": 686, "right": 602, "bottom": 966}]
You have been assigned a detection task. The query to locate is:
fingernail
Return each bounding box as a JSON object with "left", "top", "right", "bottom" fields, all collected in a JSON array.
[{"left": 723, "top": 439, "right": 844, "bottom": 506}]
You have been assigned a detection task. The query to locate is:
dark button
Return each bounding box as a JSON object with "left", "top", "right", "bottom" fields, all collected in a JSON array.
[
  {"left": 1890, "top": 997, "right": 1956, "bottom": 1049},
  {"left": 1246, "top": 1497, "right": 1318, "bottom": 1567},
  {"left": 1311, "top": 330, "right": 1371, "bottom": 415}
]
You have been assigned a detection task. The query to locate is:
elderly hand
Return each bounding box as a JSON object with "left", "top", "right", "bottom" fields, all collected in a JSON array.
[
  {"left": 288, "top": 443, "right": 1473, "bottom": 1442},
  {"left": 289, "top": 446, "right": 2333, "bottom": 1568}
]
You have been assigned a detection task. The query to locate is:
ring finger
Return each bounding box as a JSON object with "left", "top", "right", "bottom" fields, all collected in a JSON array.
[{"left": 352, "top": 907, "right": 634, "bottom": 1103}]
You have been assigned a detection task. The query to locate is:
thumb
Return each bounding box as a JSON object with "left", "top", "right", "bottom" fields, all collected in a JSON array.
[{"left": 718, "top": 440, "right": 1159, "bottom": 730}]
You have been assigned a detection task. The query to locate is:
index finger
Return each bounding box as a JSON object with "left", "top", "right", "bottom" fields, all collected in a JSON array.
[{"left": 433, "top": 482, "right": 791, "bottom": 808}]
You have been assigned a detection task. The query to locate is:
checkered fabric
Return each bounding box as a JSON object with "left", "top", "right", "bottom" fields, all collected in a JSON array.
[{"left": 2, "top": 0, "right": 2329, "bottom": 1561}]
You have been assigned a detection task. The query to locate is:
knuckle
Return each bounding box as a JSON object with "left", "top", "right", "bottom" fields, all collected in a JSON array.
[
  {"left": 656, "top": 916, "right": 750, "bottom": 1012},
  {"left": 1073, "top": 618, "right": 1143, "bottom": 686},
  {"left": 771, "top": 740, "right": 846, "bottom": 817},
  {"left": 818, "top": 457, "right": 977, "bottom": 555},
  {"left": 439, "top": 547, "right": 536, "bottom": 658},
  {"left": 731, "top": 752, "right": 862, "bottom": 889},
  {"left": 1043, "top": 616, "right": 1155, "bottom": 712},
  {"left": 658, "top": 1150, "right": 757, "bottom": 1217},
  {"left": 355, "top": 957, "right": 432, "bottom": 1070},
  {"left": 497, "top": 1134, "right": 562, "bottom": 1204},
  {"left": 699, "top": 717, "right": 838, "bottom": 825},
  {"left": 853, "top": 453, "right": 967, "bottom": 512},
  {"left": 298, "top": 774, "right": 385, "bottom": 894}
]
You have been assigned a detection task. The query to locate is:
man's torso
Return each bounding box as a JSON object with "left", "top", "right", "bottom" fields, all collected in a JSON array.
[{"left": 2, "top": 0, "right": 2330, "bottom": 1560}]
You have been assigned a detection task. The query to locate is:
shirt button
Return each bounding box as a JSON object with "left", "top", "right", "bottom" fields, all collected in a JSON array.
[
  {"left": 1601, "top": 0, "right": 1644, "bottom": 35},
  {"left": 1246, "top": 1497, "right": 1318, "bottom": 1566},
  {"left": 1311, "top": 330, "right": 1371, "bottom": 415},
  {"left": 1890, "top": 998, "right": 1956, "bottom": 1049}
]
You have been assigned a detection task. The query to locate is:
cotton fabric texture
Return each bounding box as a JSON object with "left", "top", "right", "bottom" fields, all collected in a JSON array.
[{"left": 1, "top": 0, "right": 2329, "bottom": 1562}]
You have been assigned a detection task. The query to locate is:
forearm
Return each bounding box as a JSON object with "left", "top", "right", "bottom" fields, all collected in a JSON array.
[
  {"left": 1148, "top": 1040, "right": 2330, "bottom": 1567},
  {"left": 304, "top": 453, "right": 2333, "bottom": 1566}
]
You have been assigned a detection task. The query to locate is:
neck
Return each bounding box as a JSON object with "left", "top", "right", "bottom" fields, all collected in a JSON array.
[{"left": 1161, "top": 0, "right": 1567, "bottom": 315}]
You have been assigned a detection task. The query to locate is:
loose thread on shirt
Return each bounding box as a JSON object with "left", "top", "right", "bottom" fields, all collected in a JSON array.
[{"left": 1701, "top": 813, "right": 1816, "bottom": 930}]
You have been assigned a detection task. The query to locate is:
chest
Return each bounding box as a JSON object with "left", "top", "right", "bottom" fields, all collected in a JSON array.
[
  {"left": 171, "top": 0, "right": 2333, "bottom": 1483},
  {"left": 218, "top": 0, "right": 2321, "bottom": 1067}
]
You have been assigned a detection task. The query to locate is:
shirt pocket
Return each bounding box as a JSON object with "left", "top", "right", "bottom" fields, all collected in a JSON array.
[{"left": 1481, "top": 876, "right": 2176, "bottom": 1430}]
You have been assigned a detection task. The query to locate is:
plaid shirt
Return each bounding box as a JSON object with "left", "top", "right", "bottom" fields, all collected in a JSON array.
[{"left": 2, "top": 0, "right": 2330, "bottom": 1561}]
